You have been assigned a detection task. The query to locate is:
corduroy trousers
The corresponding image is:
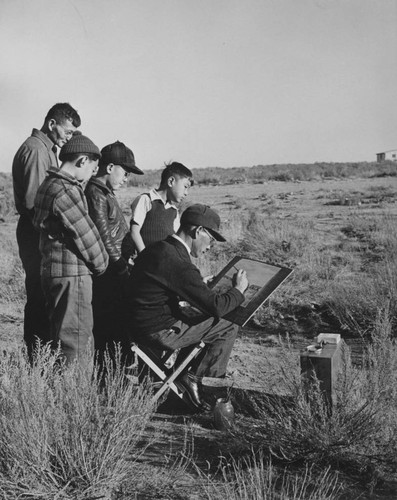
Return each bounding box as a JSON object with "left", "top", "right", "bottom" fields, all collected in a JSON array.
[{"left": 41, "top": 275, "right": 94, "bottom": 366}]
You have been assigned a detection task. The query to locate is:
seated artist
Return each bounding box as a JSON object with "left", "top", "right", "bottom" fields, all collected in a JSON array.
[{"left": 124, "top": 204, "right": 248, "bottom": 411}]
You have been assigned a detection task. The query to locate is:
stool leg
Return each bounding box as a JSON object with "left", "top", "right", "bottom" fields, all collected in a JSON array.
[
  {"left": 152, "top": 342, "right": 205, "bottom": 403},
  {"left": 131, "top": 342, "right": 205, "bottom": 406}
]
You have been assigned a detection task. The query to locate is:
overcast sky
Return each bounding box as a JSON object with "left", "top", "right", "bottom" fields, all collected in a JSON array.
[{"left": 1, "top": 0, "right": 396, "bottom": 171}]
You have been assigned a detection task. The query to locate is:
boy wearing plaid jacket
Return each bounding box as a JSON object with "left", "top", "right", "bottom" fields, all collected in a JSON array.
[{"left": 33, "top": 134, "right": 108, "bottom": 365}]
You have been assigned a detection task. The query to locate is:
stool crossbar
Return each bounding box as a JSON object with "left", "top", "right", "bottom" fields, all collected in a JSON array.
[{"left": 130, "top": 341, "right": 205, "bottom": 404}]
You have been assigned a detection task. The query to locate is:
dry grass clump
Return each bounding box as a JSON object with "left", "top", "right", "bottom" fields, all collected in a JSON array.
[
  {"left": 223, "top": 207, "right": 397, "bottom": 338},
  {"left": 0, "top": 173, "right": 14, "bottom": 220},
  {"left": 227, "top": 317, "right": 397, "bottom": 494},
  {"left": 0, "top": 346, "right": 156, "bottom": 499},
  {"left": 328, "top": 214, "right": 397, "bottom": 335},
  {"left": 238, "top": 343, "right": 380, "bottom": 461},
  {"left": 0, "top": 234, "right": 25, "bottom": 310},
  {"left": 125, "top": 161, "right": 396, "bottom": 189},
  {"left": 234, "top": 210, "right": 355, "bottom": 291},
  {"left": 360, "top": 309, "right": 397, "bottom": 464},
  {"left": 198, "top": 453, "right": 342, "bottom": 500},
  {"left": 225, "top": 210, "right": 346, "bottom": 332}
]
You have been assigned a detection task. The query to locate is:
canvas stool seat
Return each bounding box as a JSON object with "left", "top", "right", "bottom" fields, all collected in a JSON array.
[{"left": 130, "top": 341, "right": 205, "bottom": 405}]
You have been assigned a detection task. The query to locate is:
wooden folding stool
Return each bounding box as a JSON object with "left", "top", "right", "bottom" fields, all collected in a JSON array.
[{"left": 130, "top": 341, "right": 205, "bottom": 405}]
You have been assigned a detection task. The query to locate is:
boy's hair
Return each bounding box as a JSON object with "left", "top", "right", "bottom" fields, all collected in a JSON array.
[
  {"left": 44, "top": 103, "right": 81, "bottom": 128},
  {"left": 160, "top": 162, "right": 194, "bottom": 187},
  {"left": 95, "top": 163, "right": 109, "bottom": 176}
]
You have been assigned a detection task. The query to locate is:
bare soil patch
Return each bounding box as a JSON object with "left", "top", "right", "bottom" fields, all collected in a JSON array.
[
  {"left": 118, "top": 175, "right": 397, "bottom": 389},
  {"left": 1, "top": 175, "right": 397, "bottom": 498},
  {"left": 3, "top": 176, "right": 395, "bottom": 384}
]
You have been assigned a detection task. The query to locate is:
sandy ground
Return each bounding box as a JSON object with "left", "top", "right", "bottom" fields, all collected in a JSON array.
[
  {"left": 1, "top": 175, "right": 396, "bottom": 498},
  {"left": 119, "top": 175, "right": 397, "bottom": 389},
  {"left": 1, "top": 175, "right": 396, "bottom": 390}
]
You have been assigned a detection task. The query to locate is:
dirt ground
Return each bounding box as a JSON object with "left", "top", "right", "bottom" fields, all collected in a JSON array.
[
  {"left": 1, "top": 175, "right": 396, "bottom": 498},
  {"left": 2, "top": 175, "right": 396, "bottom": 390},
  {"left": 116, "top": 175, "right": 397, "bottom": 390}
]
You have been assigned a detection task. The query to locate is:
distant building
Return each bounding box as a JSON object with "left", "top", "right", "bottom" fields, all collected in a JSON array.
[{"left": 376, "top": 149, "right": 397, "bottom": 162}]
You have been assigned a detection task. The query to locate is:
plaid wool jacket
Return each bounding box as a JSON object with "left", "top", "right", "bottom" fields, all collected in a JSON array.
[{"left": 33, "top": 168, "right": 109, "bottom": 278}]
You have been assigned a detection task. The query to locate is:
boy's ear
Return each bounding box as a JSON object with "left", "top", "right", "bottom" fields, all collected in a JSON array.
[
  {"left": 106, "top": 163, "right": 114, "bottom": 174},
  {"left": 75, "top": 155, "right": 87, "bottom": 168},
  {"left": 167, "top": 176, "right": 175, "bottom": 187},
  {"left": 75, "top": 157, "right": 84, "bottom": 168}
]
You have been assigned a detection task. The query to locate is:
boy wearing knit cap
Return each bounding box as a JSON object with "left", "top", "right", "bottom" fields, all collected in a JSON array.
[
  {"left": 33, "top": 134, "right": 109, "bottom": 366},
  {"left": 85, "top": 141, "right": 143, "bottom": 367}
]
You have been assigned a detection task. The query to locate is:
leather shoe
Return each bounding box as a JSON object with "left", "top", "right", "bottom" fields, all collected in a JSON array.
[{"left": 177, "top": 372, "right": 211, "bottom": 411}]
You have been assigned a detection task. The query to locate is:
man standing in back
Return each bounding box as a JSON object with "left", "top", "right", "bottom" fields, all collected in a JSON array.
[{"left": 12, "top": 103, "right": 81, "bottom": 359}]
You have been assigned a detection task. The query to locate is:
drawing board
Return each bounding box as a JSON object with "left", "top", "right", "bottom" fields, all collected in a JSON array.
[{"left": 209, "top": 256, "right": 293, "bottom": 326}]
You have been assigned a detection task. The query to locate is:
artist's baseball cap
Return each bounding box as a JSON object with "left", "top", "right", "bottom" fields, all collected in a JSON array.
[
  {"left": 59, "top": 133, "right": 101, "bottom": 161},
  {"left": 180, "top": 204, "right": 226, "bottom": 242},
  {"left": 100, "top": 141, "right": 143, "bottom": 175}
]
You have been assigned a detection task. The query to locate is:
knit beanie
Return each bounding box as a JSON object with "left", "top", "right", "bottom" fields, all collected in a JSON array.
[{"left": 59, "top": 134, "right": 101, "bottom": 161}]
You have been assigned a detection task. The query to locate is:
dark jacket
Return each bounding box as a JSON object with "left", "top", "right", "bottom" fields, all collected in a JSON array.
[
  {"left": 125, "top": 236, "right": 244, "bottom": 336},
  {"left": 86, "top": 178, "right": 134, "bottom": 274}
]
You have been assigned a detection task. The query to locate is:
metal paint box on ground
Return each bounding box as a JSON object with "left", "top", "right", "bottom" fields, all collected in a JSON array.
[{"left": 300, "top": 334, "right": 343, "bottom": 408}]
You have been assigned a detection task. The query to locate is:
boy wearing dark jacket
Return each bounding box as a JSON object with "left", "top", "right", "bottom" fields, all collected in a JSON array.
[{"left": 85, "top": 141, "right": 143, "bottom": 365}]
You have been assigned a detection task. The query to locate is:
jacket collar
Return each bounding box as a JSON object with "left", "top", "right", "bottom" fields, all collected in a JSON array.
[
  {"left": 31, "top": 128, "right": 55, "bottom": 151},
  {"left": 165, "top": 235, "right": 191, "bottom": 261},
  {"left": 171, "top": 234, "right": 191, "bottom": 254},
  {"left": 87, "top": 177, "right": 112, "bottom": 194},
  {"left": 47, "top": 167, "right": 81, "bottom": 186},
  {"left": 149, "top": 189, "right": 177, "bottom": 210}
]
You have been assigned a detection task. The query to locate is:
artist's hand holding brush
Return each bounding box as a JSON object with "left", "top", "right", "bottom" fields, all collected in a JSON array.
[{"left": 233, "top": 269, "right": 249, "bottom": 294}]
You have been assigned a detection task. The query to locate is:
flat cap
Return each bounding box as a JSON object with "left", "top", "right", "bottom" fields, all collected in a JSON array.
[
  {"left": 100, "top": 141, "right": 143, "bottom": 175},
  {"left": 181, "top": 204, "right": 226, "bottom": 242}
]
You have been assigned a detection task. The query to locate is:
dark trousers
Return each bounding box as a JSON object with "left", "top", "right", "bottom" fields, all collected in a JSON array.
[
  {"left": 138, "top": 317, "right": 238, "bottom": 378},
  {"left": 16, "top": 215, "right": 50, "bottom": 359},
  {"left": 92, "top": 269, "right": 132, "bottom": 368}
]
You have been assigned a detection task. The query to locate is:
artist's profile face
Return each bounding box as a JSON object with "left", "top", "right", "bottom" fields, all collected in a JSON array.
[
  {"left": 168, "top": 176, "right": 191, "bottom": 204},
  {"left": 191, "top": 226, "right": 214, "bottom": 258}
]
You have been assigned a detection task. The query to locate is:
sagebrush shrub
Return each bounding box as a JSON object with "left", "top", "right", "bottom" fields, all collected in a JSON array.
[{"left": 0, "top": 346, "right": 156, "bottom": 499}]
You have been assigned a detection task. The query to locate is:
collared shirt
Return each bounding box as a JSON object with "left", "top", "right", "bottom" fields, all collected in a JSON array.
[
  {"left": 33, "top": 168, "right": 108, "bottom": 278},
  {"left": 12, "top": 128, "right": 58, "bottom": 218},
  {"left": 171, "top": 233, "right": 191, "bottom": 254},
  {"left": 130, "top": 189, "right": 180, "bottom": 231}
]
